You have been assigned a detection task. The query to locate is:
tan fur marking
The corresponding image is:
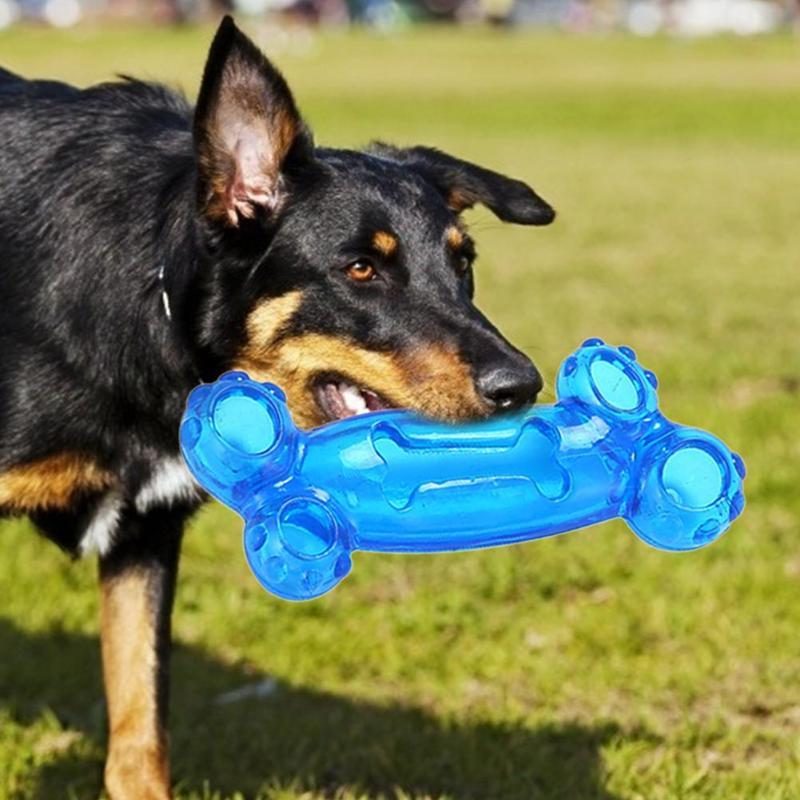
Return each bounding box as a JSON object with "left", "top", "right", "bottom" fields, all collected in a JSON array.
[
  {"left": 0, "top": 453, "right": 113, "bottom": 512},
  {"left": 372, "top": 230, "right": 398, "bottom": 257},
  {"left": 245, "top": 290, "right": 304, "bottom": 352},
  {"left": 446, "top": 225, "right": 465, "bottom": 250},
  {"left": 101, "top": 569, "right": 171, "bottom": 800},
  {"left": 447, "top": 187, "right": 476, "bottom": 213},
  {"left": 236, "top": 333, "right": 487, "bottom": 429}
]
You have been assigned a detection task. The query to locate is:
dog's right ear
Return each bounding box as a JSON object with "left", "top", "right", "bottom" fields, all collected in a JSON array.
[{"left": 194, "top": 16, "right": 311, "bottom": 228}]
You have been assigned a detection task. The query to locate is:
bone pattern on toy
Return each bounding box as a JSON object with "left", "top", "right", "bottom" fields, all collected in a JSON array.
[{"left": 180, "top": 340, "right": 746, "bottom": 601}]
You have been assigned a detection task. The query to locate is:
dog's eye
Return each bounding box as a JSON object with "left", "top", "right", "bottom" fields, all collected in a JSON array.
[
  {"left": 456, "top": 255, "right": 472, "bottom": 276},
  {"left": 344, "top": 260, "right": 377, "bottom": 283}
]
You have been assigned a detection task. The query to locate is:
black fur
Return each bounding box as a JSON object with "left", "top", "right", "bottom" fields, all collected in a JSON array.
[{"left": 0, "top": 67, "right": 200, "bottom": 548}]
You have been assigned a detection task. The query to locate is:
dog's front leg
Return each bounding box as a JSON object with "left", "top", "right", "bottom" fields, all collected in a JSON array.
[{"left": 98, "top": 507, "right": 184, "bottom": 800}]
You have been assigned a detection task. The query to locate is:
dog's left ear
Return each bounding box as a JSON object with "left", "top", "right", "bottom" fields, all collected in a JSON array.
[
  {"left": 194, "top": 16, "right": 312, "bottom": 227},
  {"left": 370, "top": 143, "right": 555, "bottom": 226}
]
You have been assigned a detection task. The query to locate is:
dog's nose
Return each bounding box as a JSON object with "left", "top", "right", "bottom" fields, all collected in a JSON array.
[{"left": 477, "top": 361, "right": 543, "bottom": 413}]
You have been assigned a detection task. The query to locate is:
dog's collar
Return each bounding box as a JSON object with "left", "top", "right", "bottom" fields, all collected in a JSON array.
[{"left": 158, "top": 264, "right": 173, "bottom": 322}]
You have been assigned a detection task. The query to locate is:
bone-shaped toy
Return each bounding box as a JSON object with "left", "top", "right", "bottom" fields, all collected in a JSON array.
[{"left": 180, "top": 339, "right": 746, "bottom": 601}]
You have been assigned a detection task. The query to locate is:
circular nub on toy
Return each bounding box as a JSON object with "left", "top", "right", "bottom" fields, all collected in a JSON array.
[
  {"left": 557, "top": 341, "right": 659, "bottom": 423},
  {"left": 589, "top": 358, "right": 642, "bottom": 412},
  {"left": 180, "top": 373, "right": 299, "bottom": 509},
  {"left": 211, "top": 388, "right": 281, "bottom": 456},
  {"left": 244, "top": 492, "right": 355, "bottom": 601},
  {"left": 661, "top": 446, "right": 724, "bottom": 510},
  {"left": 626, "top": 429, "right": 745, "bottom": 551}
]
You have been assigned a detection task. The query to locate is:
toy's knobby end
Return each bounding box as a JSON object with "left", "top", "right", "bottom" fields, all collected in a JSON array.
[
  {"left": 556, "top": 340, "right": 659, "bottom": 423},
  {"left": 244, "top": 491, "right": 355, "bottom": 601},
  {"left": 625, "top": 429, "right": 746, "bottom": 551},
  {"left": 180, "top": 373, "right": 300, "bottom": 510}
]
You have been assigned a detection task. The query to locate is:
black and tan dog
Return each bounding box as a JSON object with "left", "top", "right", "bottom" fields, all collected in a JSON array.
[{"left": 0, "top": 17, "right": 554, "bottom": 799}]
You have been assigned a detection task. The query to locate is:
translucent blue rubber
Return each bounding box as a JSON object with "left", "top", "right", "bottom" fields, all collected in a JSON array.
[{"left": 180, "top": 339, "right": 746, "bottom": 601}]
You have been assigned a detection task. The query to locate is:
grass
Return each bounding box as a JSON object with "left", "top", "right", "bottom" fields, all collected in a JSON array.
[{"left": 1, "top": 21, "right": 799, "bottom": 800}]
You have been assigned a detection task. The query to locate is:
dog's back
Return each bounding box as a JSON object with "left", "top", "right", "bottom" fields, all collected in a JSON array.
[{"left": 0, "top": 70, "right": 197, "bottom": 484}]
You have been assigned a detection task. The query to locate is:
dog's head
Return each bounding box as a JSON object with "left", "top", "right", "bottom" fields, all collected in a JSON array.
[{"left": 191, "top": 17, "right": 555, "bottom": 429}]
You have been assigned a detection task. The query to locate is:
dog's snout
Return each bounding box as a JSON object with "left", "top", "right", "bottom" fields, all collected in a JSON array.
[{"left": 476, "top": 360, "right": 543, "bottom": 414}]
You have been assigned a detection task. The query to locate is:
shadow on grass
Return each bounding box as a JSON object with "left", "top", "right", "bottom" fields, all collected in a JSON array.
[{"left": 0, "top": 617, "right": 626, "bottom": 800}]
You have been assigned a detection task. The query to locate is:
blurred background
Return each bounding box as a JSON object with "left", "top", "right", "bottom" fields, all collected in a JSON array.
[
  {"left": 0, "top": 0, "right": 799, "bottom": 34},
  {"left": 1, "top": 5, "right": 799, "bottom": 800}
]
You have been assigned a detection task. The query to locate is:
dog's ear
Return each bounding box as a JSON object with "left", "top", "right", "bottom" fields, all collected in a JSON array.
[
  {"left": 194, "top": 16, "right": 311, "bottom": 227},
  {"left": 370, "top": 143, "right": 555, "bottom": 225}
]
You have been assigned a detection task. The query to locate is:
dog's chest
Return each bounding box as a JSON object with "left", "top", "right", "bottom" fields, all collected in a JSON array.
[
  {"left": 133, "top": 456, "right": 201, "bottom": 515},
  {"left": 79, "top": 456, "right": 201, "bottom": 556}
]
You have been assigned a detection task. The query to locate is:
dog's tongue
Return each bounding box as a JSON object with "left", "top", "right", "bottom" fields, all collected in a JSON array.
[{"left": 362, "top": 389, "right": 386, "bottom": 411}]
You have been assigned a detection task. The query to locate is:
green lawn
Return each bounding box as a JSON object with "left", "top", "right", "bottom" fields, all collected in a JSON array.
[{"left": 1, "top": 22, "right": 799, "bottom": 800}]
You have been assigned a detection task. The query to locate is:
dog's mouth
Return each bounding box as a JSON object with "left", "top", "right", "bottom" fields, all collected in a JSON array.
[{"left": 313, "top": 375, "right": 398, "bottom": 422}]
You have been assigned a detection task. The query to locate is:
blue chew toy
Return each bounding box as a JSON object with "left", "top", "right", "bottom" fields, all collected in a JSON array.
[{"left": 180, "top": 339, "right": 745, "bottom": 601}]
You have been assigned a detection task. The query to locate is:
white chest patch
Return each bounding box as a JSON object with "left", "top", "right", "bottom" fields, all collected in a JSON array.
[
  {"left": 77, "top": 457, "right": 201, "bottom": 558},
  {"left": 78, "top": 490, "right": 124, "bottom": 557},
  {"left": 134, "top": 455, "right": 201, "bottom": 514}
]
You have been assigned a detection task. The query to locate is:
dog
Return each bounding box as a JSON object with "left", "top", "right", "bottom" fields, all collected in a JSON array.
[{"left": 0, "top": 16, "right": 554, "bottom": 799}]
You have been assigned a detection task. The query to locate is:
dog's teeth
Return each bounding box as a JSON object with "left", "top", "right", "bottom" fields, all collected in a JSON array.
[{"left": 339, "top": 382, "right": 367, "bottom": 413}]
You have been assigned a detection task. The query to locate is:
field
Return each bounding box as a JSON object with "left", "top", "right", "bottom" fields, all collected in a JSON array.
[{"left": 1, "top": 22, "right": 799, "bottom": 800}]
